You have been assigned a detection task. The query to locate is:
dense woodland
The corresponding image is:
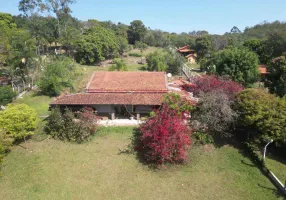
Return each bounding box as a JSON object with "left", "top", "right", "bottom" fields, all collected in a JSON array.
[{"left": 0, "top": 0, "right": 286, "bottom": 170}]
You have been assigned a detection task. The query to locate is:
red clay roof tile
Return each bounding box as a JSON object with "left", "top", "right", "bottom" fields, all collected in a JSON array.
[
  {"left": 51, "top": 93, "right": 164, "bottom": 105},
  {"left": 86, "top": 72, "right": 167, "bottom": 93}
]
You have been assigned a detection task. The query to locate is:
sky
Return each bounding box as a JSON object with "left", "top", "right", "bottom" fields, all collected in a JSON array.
[{"left": 1, "top": 0, "right": 286, "bottom": 35}]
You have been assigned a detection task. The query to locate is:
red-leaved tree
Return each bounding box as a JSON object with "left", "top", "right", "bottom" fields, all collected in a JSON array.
[
  {"left": 182, "top": 75, "right": 243, "bottom": 99},
  {"left": 136, "top": 104, "right": 192, "bottom": 165}
]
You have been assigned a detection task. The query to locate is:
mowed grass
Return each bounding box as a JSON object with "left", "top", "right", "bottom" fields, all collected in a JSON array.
[
  {"left": 0, "top": 127, "right": 283, "bottom": 200},
  {"left": 267, "top": 155, "right": 286, "bottom": 183},
  {"left": 15, "top": 92, "right": 53, "bottom": 117},
  {"left": 76, "top": 47, "right": 161, "bottom": 80},
  {"left": 14, "top": 91, "right": 54, "bottom": 141}
]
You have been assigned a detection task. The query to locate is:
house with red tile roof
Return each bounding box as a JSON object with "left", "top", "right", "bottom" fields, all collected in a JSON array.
[
  {"left": 259, "top": 65, "right": 269, "bottom": 75},
  {"left": 177, "top": 45, "right": 197, "bottom": 64},
  {"left": 51, "top": 72, "right": 168, "bottom": 120}
]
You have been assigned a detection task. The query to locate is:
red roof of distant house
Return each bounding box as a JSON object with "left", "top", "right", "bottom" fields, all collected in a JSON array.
[
  {"left": 86, "top": 72, "right": 167, "bottom": 93},
  {"left": 177, "top": 45, "right": 190, "bottom": 51},
  {"left": 169, "top": 78, "right": 188, "bottom": 87},
  {"left": 259, "top": 65, "right": 269, "bottom": 74},
  {"left": 185, "top": 54, "right": 197, "bottom": 58},
  {"left": 177, "top": 45, "right": 195, "bottom": 53},
  {"left": 51, "top": 93, "right": 164, "bottom": 105}
]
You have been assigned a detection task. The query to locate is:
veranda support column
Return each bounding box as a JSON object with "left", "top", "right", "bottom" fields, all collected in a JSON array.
[{"left": 111, "top": 112, "right": 115, "bottom": 120}]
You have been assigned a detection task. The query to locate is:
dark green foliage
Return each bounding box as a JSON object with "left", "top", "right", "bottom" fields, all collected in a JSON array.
[
  {"left": 234, "top": 89, "right": 286, "bottom": 144},
  {"left": 244, "top": 142, "right": 266, "bottom": 170},
  {"left": 265, "top": 56, "right": 286, "bottom": 97},
  {"left": 146, "top": 51, "right": 167, "bottom": 71},
  {"left": 134, "top": 41, "right": 148, "bottom": 54},
  {"left": 244, "top": 21, "right": 286, "bottom": 39},
  {"left": 168, "top": 33, "right": 195, "bottom": 48},
  {"left": 0, "top": 86, "right": 16, "bottom": 106},
  {"left": 145, "top": 50, "right": 185, "bottom": 75},
  {"left": 264, "top": 32, "right": 286, "bottom": 59},
  {"left": 243, "top": 39, "right": 270, "bottom": 64},
  {"left": 163, "top": 93, "right": 194, "bottom": 114},
  {"left": 75, "top": 25, "right": 119, "bottom": 64},
  {"left": 143, "top": 30, "right": 169, "bottom": 47},
  {"left": 214, "top": 47, "right": 259, "bottom": 86},
  {"left": 128, "top": 53, "right": 142, "bottom": 57},
  {"left": 193, "top": 131, "right": 214, "bottom": 145},
  {"left": 39, "top": 56, "right": 76, "bottom": 96},
  {"left": 45, "top": 107, "right": 63, "bottom": 136},
  {"left": 195, "top": 36, "right": 214, "bottom": 61},
  {"left": 45, "top": 107, "right": 97, "bottom": 143},
  {"left": 164, "top": 49, "right": 185, "bottom": 75},
  {"left": 117, "top": 36, "right": 129, "bottom": 56},
  {"left": 109, "top": 58, "right": 128, "bottom": 71},
  {"left": 127, "top": 20, "right": 147, "bottom": 44},
  {"left": 0, "top": 130, "right": 13, "bottom": 167}
]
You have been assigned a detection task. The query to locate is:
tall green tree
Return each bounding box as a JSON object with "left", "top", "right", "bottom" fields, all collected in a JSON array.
[
  {"left": 75, "top": 25, "right": 119, "bottom": 64},
  {"left": 214, "top": 47, "right": 259, "bottom": 86},
  {"left": 265, "top": 56, "right": 286, "bottom": 97},
  {"left": 39, "top": 56, "right": 76, "bottom": 96},
  {"left": 127, "top": 20, "right": 147, "bottom": 44},
  {"left": 146, "top": 51, "right": 167, "bottom": 72},
  {"left": 243, "top": 39, "right": 270, "bottom": 64},
  {"left": 194, "top": 36, "right": 214, "bottom": 61},
  {"left": 0, "top": 13, "right": 17, "bottom": 65},
  {"left": 19, "top": 0, "right": 76, "bottom": 47},
  {"left": 134, "top": 41, "right": 148, "bottom": 54}
]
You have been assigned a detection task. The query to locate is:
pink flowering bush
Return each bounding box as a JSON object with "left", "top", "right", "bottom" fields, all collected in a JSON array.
[
  {"left": 135, "top": 104, "right": 192, "bottom": 165},
  {"left": 182, "top": 75, "right": 243, "bottom": 99}
]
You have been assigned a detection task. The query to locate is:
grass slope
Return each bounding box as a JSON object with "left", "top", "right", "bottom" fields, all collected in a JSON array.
[{"left": 0, "top": 127, "right": 283, "bottom": 200}]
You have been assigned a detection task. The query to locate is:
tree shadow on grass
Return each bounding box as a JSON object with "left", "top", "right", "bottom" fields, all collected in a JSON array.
[
  {"left": 257, "top": 183, "right": 284, "bottom": 198},
  {"left": 118, "top": 127, "right": 160, "bottom": 170},
  {"left": 138, "top": 65, "right": 148, "bottom": 71},
  {"left": 240, "top": 159, "right": 256, "bottom": 167},
  {"left": 210, "top": 133, "right": 242, "bottom": 149},
  {"left": 238, "top": 147, "right": 286, "bottom": 199}
]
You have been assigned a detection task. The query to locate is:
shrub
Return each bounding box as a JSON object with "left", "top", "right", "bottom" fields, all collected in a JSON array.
[
  {"left": 0, "top": 130, "right": 13, "bottom": 166},
  {"left": 39, "top": 56, "right": 76, "bottom": 96},
  {"left": 0, "top": 86, "right": 16, "bottom": 106},
  {"left": 193, "top": 131, "right": 214, "bottom": 145},
  {"left": 214, "top": 47, "right": 260, "bottom": 86},
  {"left": 146, "top": 51, "right": 167, "bottom": 71},
  {"left": 193, "top": 90, "right": 237, "bottom": 137},
  {"left": 265, "top": 56, "right": 286, "bottom": 97},
  {"left": 136, "top": 104, "right": 192, "bottom": 165},
  {"left": 45, "top": 107, "right": 97, "bottom": 143},
  {"left": 108, "top": 58, "right": 128, "bottom": 71},
  {"left": 0, "top": 104, "right": 37, "bottom": 140},
  {"left": 183, "top": 75, "right": 243, "bottom": 99},
  {"left": 128, "top": 53, "right": 142, "bottom": 57},
  {"left": 234, "top": 89, "right": 286, "bottom": 143},
  {"left": 163, "top": 93, "right": 194, "bottom": 114}
]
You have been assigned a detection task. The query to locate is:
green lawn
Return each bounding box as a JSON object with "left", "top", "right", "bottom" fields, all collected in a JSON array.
[
  {"left": 16, "top": 92, "right": 53, "bottom": 117},
  {"left": 77, "top": 47, "right": 161, "bottom": 76},
  {"left": 267, "top": 155, "right": 286, "bottom": 184},
  {"left": 0, "top": 127, "right": 283, "bottom": 200}
]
